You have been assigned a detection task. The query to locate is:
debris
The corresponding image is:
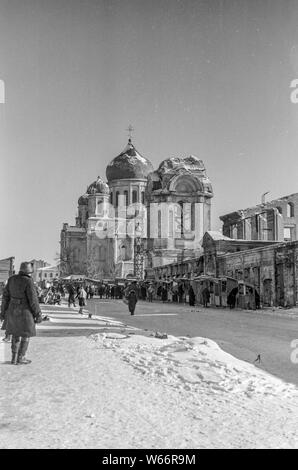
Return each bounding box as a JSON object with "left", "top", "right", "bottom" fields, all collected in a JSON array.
[
  {"left": 85, "top": 413, "right": 95, "bottom": 419},
  {"left": 254, "top": 354, "right": 261, "bottom": 363},
  {"left": 155, "top": 331, "right": 168, "bottom": 339}
]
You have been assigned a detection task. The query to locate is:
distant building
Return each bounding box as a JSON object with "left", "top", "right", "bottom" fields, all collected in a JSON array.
[
  {"left": 30, "top": 259, "right": 50, "bottom": 283},
  {"left": 0, "top": 257, "right": 15, "bottom": 283},
  {"left": 220, "top": 193, "right": 298, "bottom": 242},
  {"left": 36, "top": 265, "right": 60, "bottom": 284}
]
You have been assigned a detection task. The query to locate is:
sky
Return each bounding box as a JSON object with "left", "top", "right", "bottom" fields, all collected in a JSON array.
[{"left": 2, "top": 0, "right": 298, "bottom": 268}]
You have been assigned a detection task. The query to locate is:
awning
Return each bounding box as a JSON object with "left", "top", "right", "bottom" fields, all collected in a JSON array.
[{"left": 62, "top": 274, "right": 86, "bottom": 280}]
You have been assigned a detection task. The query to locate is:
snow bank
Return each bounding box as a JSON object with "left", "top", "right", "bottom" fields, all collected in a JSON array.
[{"left": 90, "top": 333, "right": 298, "bottom": 400}]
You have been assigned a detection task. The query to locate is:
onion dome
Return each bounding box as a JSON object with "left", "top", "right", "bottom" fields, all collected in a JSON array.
[
  {"left": 106, "top": 139, "right": 154, "bottom": 182},
  {"left": 86, "top": 176, "right": 109, "bottom": 195},
  {"left": 78, "top": 194, "right": 88, "bottom": 205}
]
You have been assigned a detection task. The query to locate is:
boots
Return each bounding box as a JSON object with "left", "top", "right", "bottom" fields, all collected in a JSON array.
[
  {"left": 17, "top": 355, "right": 32, "bottom": 365},
  {"left": 11, "top": 353, "right": 18, "bottom": 365},
  {"left": 16, "top": 338, "right": 31, "bottom": 365}
]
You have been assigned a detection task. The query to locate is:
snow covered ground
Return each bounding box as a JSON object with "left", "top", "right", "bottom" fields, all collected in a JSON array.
[{"left": 1, "top": 306, "right": 298, "bottom": 449}]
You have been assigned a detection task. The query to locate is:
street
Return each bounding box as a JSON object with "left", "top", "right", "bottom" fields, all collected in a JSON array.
[
  {"left": 1, "top": 300, "right": 298, "bottom": 449},
  {"left": 87, "top": 299, "right": 298, "bottom": 387}
]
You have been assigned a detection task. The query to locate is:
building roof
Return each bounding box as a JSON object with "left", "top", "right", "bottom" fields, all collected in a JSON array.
[
  {"left": 205, "top": 231, "right": 232, "bottom": 241},
  {"left": 106, "top": 139, "right": 154, "bottom": 182},
  {"left": 37, "top": 265, "right": 59, "bottom": 272}
]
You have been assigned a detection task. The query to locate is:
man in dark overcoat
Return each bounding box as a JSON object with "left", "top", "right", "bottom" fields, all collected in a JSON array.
[
  {"left": 127, "top": 289, "right": 138, "bottom": 315},
  {"left": 0, "top": 262, "right": 42, "bottom": 365}
]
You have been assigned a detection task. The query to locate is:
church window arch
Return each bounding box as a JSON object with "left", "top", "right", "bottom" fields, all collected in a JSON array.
[
  {"left": 287, "top": 202, "right": 294, "bottom": 217},
  {"left": 169, "top": 209, "right": 174, "bottom": 238},
  {"left": 191, "top": 203, "right": 196, "bottom": 231},
  {"left": 132, "top": 190, "right": 138, "bottom": 203},
  {"left": 179, "top": 201, "right": 184, "bottom": 238},
  {"left": 116, "top": 192, "right": 120, "bottom": 207},
  {"left": 158, "top": 210, "right": 161, "bottom": 238},
  {"left": 124, "top": 190, "right": 128, "bottom": 205}
]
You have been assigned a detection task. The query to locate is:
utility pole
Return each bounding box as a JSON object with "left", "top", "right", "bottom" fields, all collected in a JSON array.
[{"left": 134, "top": 222, "right": 144, "bottom": 280}]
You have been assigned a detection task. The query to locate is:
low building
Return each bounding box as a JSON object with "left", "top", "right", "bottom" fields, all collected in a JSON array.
[
  {"left": 30, "top": 259, "right": 50, "bottom": 283},
  {"left": 202, "top": 232, "right": 298, "bottom": 308},
  {"left": 0, "top": 257, "right": 15, "bottom": 284},
  {"left": 36, "top": 265, "right": 60, "bottom": 285},
  {"left": 151, "top": 230, "right": 298, "bottom": 308}
]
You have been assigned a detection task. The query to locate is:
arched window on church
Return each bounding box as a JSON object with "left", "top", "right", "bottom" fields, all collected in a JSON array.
[
  {"left": 191, "top": 203, "right": 196, "bottom": 231},
  {"left": 169, "top": 210, "right": 174, "bottom": 238},
  {"left": 116, "top": 192, "right": 120, "bottom": 207},
  {"left": 110, "top": 192, "right": 113, "bottom": 205},
  {"left": 141, "top": 191, "right": 145, "bottom": 205},
  {"left": 287, "top": 202, "right": 294, "bottom": 218},
  {"left": 158, "top": 210, "right": 161, "bottom": 238},
  {"left": 179, "top": 201, "right": 184, "bottom": 238},
  {"left": 124, "top": 190, "right": 128, "bottom": 206},
  {"left": 132, "top": 190, "right": 138, "bottom": 203}
]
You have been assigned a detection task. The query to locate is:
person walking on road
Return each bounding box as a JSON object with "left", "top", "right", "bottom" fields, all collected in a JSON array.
[
  {"left": 127, "top": 289, "right": 138, "bottom": 315},
  {"left": 201, "top": 287, "right": 210, "bottom": 308},
  {"left": 189, "top": 285, "right": 196, "bottom": 306},
  {"left": 68, "top": 284, "right": 76, "bottom": 308},
  {"left": 76, "top": 286, "right": 87, "bottom": 314},
  {"left": 0, "top": 262, "right": 42, "bottom": 365},
  {"left": 147, "top": 285, "right": 154, "bottom": 302}
]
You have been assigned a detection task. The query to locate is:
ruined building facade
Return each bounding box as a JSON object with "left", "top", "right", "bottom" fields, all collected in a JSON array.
[{"left": 220, "top": 193, "right": 298, "bottom": 243}]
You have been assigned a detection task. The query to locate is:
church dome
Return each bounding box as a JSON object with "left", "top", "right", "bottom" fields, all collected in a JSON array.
[
  {"left": 86, "top": 176, "right": 109, "bottom": 195},
  {"left": 106, "top": 139, "right": 154, "bottom": 182},
  {"left": 78, "top": 194, "right": 88, "bottom": 205}
]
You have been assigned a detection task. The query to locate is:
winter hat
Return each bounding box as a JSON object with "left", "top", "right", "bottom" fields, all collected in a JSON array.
[{"left": 19, "top": 262, "right": 34, "bottom": 275}]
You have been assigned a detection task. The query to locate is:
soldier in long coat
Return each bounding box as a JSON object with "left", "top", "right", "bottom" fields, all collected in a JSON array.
[
  {"left": 127, "top": 290, "right": 138, "bottom": 315},
  {"left": 0, "top": 262, "right": 42, "bottom": 365}
]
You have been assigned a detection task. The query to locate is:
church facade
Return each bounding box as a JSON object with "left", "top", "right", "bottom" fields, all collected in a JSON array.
[{"left": 60, "top": 139, "right": 213, "bottom": 279}]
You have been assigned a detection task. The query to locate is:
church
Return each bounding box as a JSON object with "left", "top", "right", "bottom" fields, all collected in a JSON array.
[{"left": 60, "top": 138, "right": 213, "bottom": 279}]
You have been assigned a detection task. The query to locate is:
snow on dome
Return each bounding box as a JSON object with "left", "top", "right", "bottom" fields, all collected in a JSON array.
[
  {"left": 86, "top": 176, "right": 109, "bottom": 195},
  {"left": 78, "top": 194, "right": 89, "bottom": 205},
  {"left": 106, "top": 139, "right": 154, "bottom": 182}
]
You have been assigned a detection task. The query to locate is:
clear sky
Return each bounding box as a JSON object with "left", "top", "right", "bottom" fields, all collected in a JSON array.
[{"left": 1, "top": 0, "right": 298, "bottom": 269}]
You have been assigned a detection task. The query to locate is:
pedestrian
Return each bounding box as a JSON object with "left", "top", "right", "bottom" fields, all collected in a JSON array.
[
  {"left": 255, "top": 289, "right": 260, "bottom": 310},
  {"left": 161, "top": 284, "right": 168, "bottom": 303},
  {"left": 68, "top": 284, "right": 76, "bottom": 307},
  {"left": 141, "top": 285, "right": 147, "bottom": 301},
  {"left": 86, "top": 285, "right": 90, "bottom": 299},
  {"left": 147, "top": 285, "right": 154, "bottom": 302},
  {"left": 0, "top": 262, "right": 42, "bottom": 365},
  {"left": 127, "top": 289, "right": 138, "bottom": 315},
  {"left": 178, "top": 284, "right": 184, "bottom": 303},
  {"left": 105, "top": 285, "right": 110, "bottom": 299},
  {"left": 201, "top": 286, "right": 210, "bottom": 308},
  {"left": 76, "top": 286, "right": 87, "bottom": 314},
  {"left": 90, "top": 285, "right": 95, "bottom": 299},
  {"left": 110, "top": 285, "right": 115, "bottom": 299},
  {"left": 189, "top": 285, "right": 196, "bottom": 306},
  {"left": 227, "top": 287, "right": 238, "bottom": 309}
]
